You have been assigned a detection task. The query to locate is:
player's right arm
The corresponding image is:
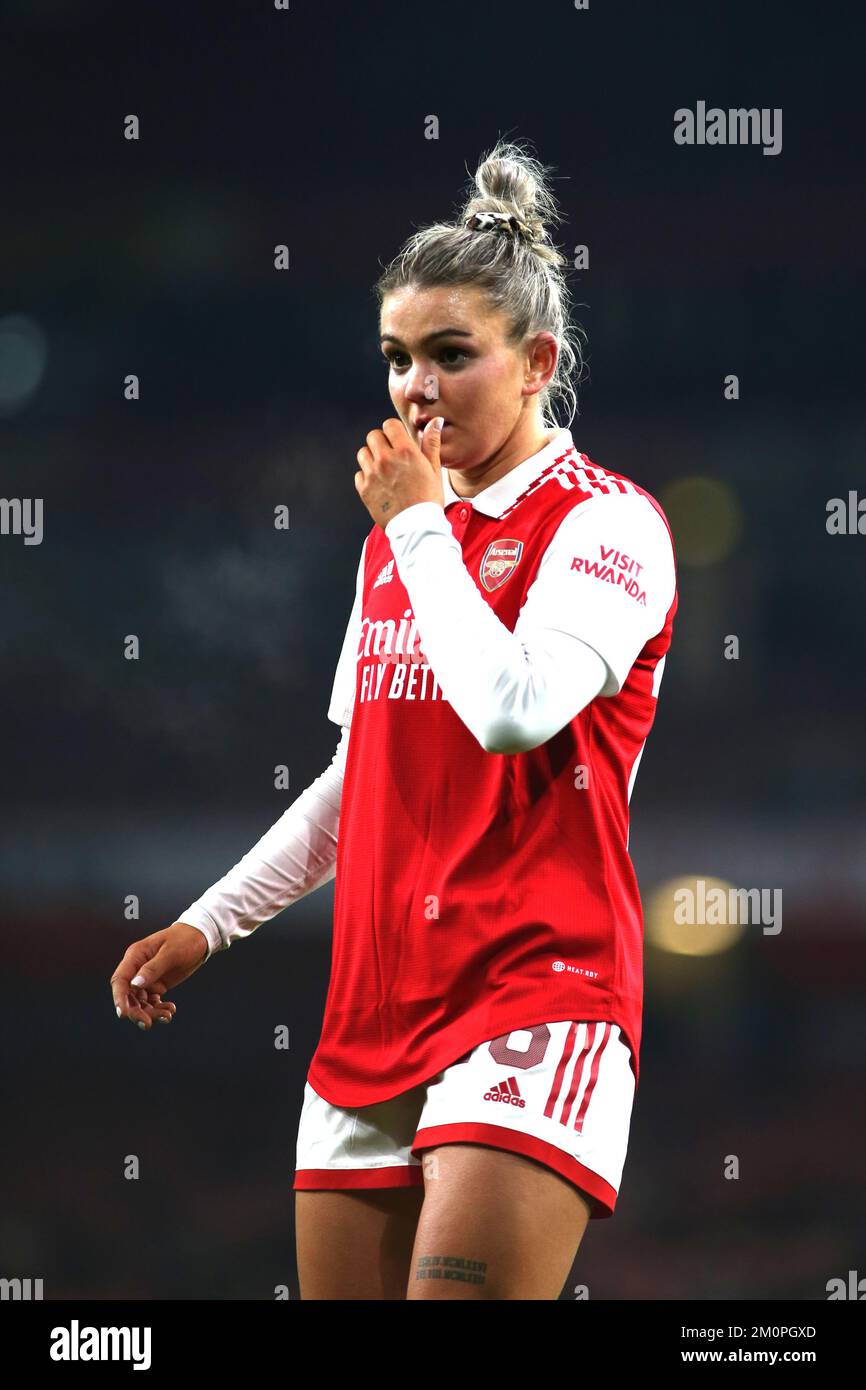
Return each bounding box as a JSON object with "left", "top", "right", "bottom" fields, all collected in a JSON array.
[
  {"left": 111, "top": 727, "right": 348, "bottom": 1028},
  {"left": 110, "top": 539, "right": 366, "bottom": 1031}
]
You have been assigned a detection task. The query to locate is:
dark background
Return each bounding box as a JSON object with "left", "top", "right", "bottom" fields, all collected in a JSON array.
[{"left": 1, "top": 0, "right": 864, "bottom": 1299}]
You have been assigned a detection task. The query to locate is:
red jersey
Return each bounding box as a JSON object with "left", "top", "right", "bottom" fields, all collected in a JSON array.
[{"left": 308, "top": 433, "right": 677, "bottom": 1107}]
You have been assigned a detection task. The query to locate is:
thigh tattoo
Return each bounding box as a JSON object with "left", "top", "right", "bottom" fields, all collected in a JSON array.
[{"left": 414, "top": 1255, "right": 487, "bottom": 1286}]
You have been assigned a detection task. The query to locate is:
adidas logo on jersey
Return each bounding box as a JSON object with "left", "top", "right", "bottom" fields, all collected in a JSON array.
[
  {"left": 373, "top": 560, "right": 395, "bottom": 589},
  {"left": 483, "top": 1076, "right": 526, "bottom": 1108}
]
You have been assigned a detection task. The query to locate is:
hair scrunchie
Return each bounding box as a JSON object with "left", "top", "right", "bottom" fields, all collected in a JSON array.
[{"left": 464, "top": 210, "right": 534, "bottom": 245}]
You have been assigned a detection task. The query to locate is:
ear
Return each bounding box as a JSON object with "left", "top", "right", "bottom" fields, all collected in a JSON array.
[{"left": 523, "top": 331, "right": 558, "bottom": 397}]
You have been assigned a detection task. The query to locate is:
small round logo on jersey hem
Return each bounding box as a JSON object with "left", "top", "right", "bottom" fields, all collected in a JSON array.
[
  {"left": 480, "top": 538, "right": 523, "bottom": 591},
  {"left": 552, "top": 959, "right": 600, "bottom": 979}
]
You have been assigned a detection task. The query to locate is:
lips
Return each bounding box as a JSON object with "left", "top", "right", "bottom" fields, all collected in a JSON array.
[{"left": 414, "top": 417, "right": 449, "bottom": 432}]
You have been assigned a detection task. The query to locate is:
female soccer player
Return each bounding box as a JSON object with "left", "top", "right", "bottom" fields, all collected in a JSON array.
[{"left": 111, "top": 140, "right": 677, "bottom": 1300}]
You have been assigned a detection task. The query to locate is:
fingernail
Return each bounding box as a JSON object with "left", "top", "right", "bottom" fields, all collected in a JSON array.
[
  {"left": 131, "top": 973, "right": 146, "bottom": 987},
  {"left": 116, "top": 1006, "right": 122, "bottom": 1018},
  {"left": 158, "top": 1017, "right": 170, "bottom": 1024},
  {"left": 433, "top": 416, "right": 445, "bottom": 430},
  {"left": 137, "top": 1021, "right": 146, "bottom": 1030}
]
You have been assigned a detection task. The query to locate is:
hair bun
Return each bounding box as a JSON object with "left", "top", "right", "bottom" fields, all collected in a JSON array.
[{"left": 461, "top": 138, "right": 563, "bottom": 259}]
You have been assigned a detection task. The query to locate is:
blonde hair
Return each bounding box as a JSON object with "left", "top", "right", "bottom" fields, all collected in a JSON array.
[{"left": 375, "top": 138, "right": 587, "bottom": 428}]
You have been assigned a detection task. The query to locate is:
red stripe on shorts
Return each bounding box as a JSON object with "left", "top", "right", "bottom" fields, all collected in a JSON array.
[
  {"left": 572, "top": 1022, "right": 610, "bottom": 1134},
  {"left": 558, "top": 1022, "right": 594, "bottom": 1127},
  {"left": 544, "top": 1021, "right": 579, "bottom": 1119}
]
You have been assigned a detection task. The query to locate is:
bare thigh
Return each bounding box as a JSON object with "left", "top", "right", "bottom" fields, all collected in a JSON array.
[
  {"left": 295, "top": 1186, "right": 425, "bottom": 1299},
  {"left": 407, "top": 1144, "right": 592, "bottom": 1300}
]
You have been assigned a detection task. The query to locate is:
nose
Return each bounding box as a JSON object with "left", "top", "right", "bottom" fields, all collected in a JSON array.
[{"left": 400, "top": 360, "right": 440, "bottom": 407}]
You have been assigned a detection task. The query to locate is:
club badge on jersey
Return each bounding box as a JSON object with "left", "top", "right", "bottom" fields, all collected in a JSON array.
[{"left": 479, "top": 538, "right": 524, "bottom": 591}]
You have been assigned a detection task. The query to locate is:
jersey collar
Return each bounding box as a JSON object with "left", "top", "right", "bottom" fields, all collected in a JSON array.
[{"left": 441, "top": 427, "right": 575, "bottom": 518}]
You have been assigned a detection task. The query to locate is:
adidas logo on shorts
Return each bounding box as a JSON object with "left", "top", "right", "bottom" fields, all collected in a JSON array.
[{"left": 483, "top": 1076, "right": 526, "bottom": 1108}]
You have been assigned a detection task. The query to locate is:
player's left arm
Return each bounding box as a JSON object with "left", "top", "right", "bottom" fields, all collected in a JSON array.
[
  {"left": 515, "top": 491, "right": 678, "bottom": 703},
  {"left": 384, "top": 490, "right": 675, "bottom": 754}
]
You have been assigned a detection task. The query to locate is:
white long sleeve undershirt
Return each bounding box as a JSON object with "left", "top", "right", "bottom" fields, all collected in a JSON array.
[
  {"left": 383, "top": 501, "right": 609, "bottom": 754},
  {"left": 174, "top": 727, "right": 347, "bottom": 957}
]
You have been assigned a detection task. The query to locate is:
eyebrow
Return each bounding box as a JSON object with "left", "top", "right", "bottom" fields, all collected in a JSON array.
[{"left": 379, "top": 327, "right": 474, "bottom": 346}]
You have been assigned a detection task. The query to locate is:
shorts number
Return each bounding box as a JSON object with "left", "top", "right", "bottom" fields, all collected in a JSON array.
[{"left": 488, "top": 1024, "right": 551, "bottom": 1069}]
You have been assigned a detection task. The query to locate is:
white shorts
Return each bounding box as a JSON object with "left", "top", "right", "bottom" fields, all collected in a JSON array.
[{"left": 294, "top": 1020, "right": 636, "bottom": 1219}]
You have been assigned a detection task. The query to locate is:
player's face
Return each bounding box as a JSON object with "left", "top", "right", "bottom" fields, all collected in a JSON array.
[{"left": 379, "top": 283, "right": 532, "bottom": 469}]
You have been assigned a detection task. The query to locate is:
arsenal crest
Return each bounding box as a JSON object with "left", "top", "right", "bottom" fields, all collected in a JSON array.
[{"left": 480, "top": 538, "right": 523, "bottom": 592}]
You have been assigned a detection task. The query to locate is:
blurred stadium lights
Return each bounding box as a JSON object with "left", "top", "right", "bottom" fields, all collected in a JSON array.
[
  {"left": 646, "top": 875, "right": 747, "bottom": 956},
  {"left": 660, "top": 476, "right": 743, "bottom": 566},
  {"left": 0, "top": 314, "right": 48, "bottom": 416}
]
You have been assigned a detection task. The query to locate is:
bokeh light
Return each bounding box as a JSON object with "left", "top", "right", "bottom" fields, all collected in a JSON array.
[
  {"left": 0, "top": 314, "right": 48, "bottom": 417},
  {"left": 646, "top": 875, "right": 746, "bottom": 956},
  {"left": 659, "top": 475, "right": 743, "bottom": 565}
]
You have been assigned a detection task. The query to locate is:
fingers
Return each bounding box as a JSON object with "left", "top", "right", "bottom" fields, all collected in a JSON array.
[
  {"left": 112, "top": 980, "right": 176, "bottom": 1030},
  {"left": 110, "top": 939, "right": 161, "bottom": 1017},
  {"left": 380, "top": 417, "right": 411, "bottom": 448},
  {"left": 135, "top": 993, "right": 176, "bottom": 1030},
  {"left": 358, "top": 420, "right": 413, "bottom": 474},
  {"left": 146, "top": 991, "right": 176, "bottom": 1021},
  {"left": 110, "top": 949, "right": 143, "bottom": 1016},
  {"left": 365, "top": 427, "right": 389, "bottom": 459},
  {"left": 121, "top": 997, "right": 175, "bottom": 1031},
  {"left": 118, "top": 990, "right": 141, "bottom": 1025},
  {"left": 114, "top": 987, "right": 148, "bottom": 1028},
  {"left": 111, "top": 976, "right": 145, "bottom": 1026},
  {"left": 357, "top": 421, "right": 413, "bottom": 489}
]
